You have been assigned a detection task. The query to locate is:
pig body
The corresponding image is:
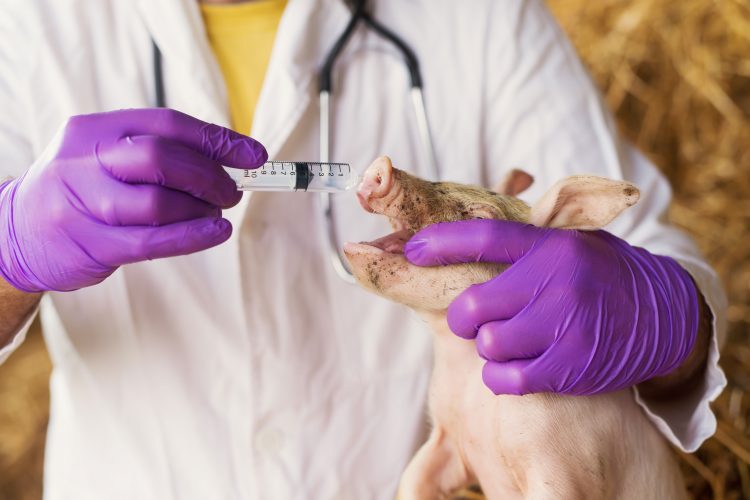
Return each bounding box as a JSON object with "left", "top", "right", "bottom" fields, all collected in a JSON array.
[
  {"left": 406, "top": 322, "right": 685, "bottom": 499},
  {"left": 344, "top": 158, "right": 686, "bottom": 499}
]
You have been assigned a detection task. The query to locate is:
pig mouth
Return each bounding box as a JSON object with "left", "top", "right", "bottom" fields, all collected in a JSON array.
[{"left": 343, "top": 219, "right": 413, "bottom": 256}]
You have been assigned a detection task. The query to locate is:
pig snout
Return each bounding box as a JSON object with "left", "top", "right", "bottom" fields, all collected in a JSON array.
[
  {"left": 357, "top": 156, "right": 413, "bottom": 227},
  {"left": 356, "top": 156, "right": 393, "bottom": 211}
]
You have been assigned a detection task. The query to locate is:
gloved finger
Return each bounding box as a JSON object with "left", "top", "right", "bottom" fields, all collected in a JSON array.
[
  {"left": 404, "top": 219, "right": 549, "bottom": 267},
  {"left": 481, "top": 359, "right": 550, "bottom": 395},
  {"left": 446, "top": 277, "right": 531, "bottom": 339},
  {"left": 98, "top": 135, "right": 242, "bottom": 208},
  {"left": 79, "top": 180, "right": 219, "bottom": 227},
  {"left": 475, "top": 319, "right": 553, "bottom": 362},
  {"left": 90, "top": 217, "right": 233, "bottom": 266},
  {"left": 79, "top": 108, "right": 268, "bottom": 168}
]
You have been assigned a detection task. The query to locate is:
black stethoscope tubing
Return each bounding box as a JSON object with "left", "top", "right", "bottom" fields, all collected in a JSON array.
[
  {"left": 152, "top": 39, "right": 166, "bottom": 108},
  {"left": 320, "top": 0, "right": 423, "bottom": 93},
  {"left": 151, "top": 0, "right": 424, "bottom": 107}
]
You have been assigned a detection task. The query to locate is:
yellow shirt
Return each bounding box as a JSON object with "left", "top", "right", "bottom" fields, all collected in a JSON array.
[{"left": 201, "top": 0, "right": 288, "bottom": 135}]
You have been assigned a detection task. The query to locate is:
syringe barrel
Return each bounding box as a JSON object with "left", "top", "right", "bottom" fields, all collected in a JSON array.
[{"left": 227, "top": 161, "right": 359, "bottom": 193}]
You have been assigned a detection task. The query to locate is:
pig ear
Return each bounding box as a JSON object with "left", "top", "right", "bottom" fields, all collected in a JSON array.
[
  {"left": 529, "top": 176, "right": 640, "bottom": 230},
  {"left": 493, "top": 169, "right": 534, "bottom": 196}
]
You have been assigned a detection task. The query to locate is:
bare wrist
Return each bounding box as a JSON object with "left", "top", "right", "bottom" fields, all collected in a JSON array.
[{"left": 0, "top": 276, "right": 41, "bottom": 350}]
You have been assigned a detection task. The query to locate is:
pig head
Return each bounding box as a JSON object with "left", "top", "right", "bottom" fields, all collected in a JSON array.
[{"left": 343, "top": 156, "right": 640, "bottom": 313}]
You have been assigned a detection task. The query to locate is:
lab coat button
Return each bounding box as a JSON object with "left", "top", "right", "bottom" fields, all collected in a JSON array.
[{"left": 254, "top": 427, "right": 285, "bottom": 454}]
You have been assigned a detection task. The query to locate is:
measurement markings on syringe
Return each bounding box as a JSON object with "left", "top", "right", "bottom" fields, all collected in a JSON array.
[
  {"left": 241, "top": 162, "right": 350, "bottom": 178},
  {"left": 233, "top": 161, "right": 357, "bottom": 193}
]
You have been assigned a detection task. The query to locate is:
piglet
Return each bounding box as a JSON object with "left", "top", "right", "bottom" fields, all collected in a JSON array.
[{"left": 344, "top": 157, "right": 686, "bottom": 500}]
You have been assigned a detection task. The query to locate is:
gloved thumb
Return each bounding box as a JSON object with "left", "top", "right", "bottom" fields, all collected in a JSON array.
[
  {"left": 482, "top": 359, "right": 550, "bottom": 395},
  {"left": 404, "top": 219, "right": 547, "bottom": 266}
]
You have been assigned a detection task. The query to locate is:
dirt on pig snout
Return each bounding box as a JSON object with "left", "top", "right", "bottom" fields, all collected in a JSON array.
[{"left": 363, "top": 256, "right": 395, "bottom": 292}]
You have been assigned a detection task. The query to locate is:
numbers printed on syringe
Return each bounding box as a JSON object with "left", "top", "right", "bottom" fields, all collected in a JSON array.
[{"left": 232, "top": 161, "right": 358, "bottom": 193}]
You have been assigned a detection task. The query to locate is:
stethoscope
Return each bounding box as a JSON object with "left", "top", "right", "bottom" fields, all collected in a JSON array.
[{"left": 152, "top": 0, "right": 437, "bottom": 283}]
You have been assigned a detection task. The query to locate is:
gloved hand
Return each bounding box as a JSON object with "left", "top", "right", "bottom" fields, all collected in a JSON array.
[
  {"left": 404, "top": 219, "right": 700, "bottom": 396},
  {"left": 0, "top": 108, "right": 267, "bottom": 293}
]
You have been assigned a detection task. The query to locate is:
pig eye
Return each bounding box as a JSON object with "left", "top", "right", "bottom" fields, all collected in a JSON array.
[{"left": 466, "top": 204, "right": 499, "bottom": 221}]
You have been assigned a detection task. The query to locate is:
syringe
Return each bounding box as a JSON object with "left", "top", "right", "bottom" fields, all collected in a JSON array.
[{"left": 227, "top": 161, "right": 359, "bottom": 193}]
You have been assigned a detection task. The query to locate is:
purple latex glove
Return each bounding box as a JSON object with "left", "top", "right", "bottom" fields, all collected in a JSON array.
[
  {"left": 0, "top": 108, "right": 267, "bottom": 293},
  {"left": 404, "top": 220, "right": 700, "bottom": 396}
]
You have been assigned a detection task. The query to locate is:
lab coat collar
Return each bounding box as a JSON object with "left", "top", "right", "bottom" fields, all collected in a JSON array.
[
  {"left": 250, "top": 0, "right": 351, "bottom": 152},
  {"left": 135, "top": 0, "right": 229, "bottom": 125},
  {"left": 136, "top": 0, "right": 351, "bottom": 229}
]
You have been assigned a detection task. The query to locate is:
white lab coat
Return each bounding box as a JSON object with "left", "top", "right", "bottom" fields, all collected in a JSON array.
[{"left": 0, "top": 0, "right": 727, "bottom": 498}]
